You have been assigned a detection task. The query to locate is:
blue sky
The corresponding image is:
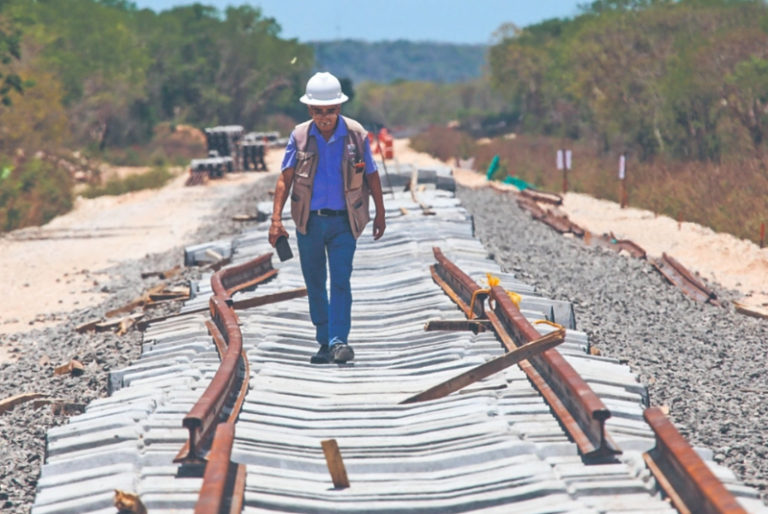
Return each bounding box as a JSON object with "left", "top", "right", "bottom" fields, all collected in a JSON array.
[{"left": 131, "top": 1, "right": 585, "bottom": 44}]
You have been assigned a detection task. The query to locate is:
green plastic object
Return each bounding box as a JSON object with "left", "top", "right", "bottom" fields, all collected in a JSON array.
[
  {"left": 503, "top": 175, "right": 533, "bottom": 191},
  {"left": 485, "top": 155, "right": 500, "bottom": 180},
  {"left": 0, "top": 166, "right": 10, "bottom": 181}
]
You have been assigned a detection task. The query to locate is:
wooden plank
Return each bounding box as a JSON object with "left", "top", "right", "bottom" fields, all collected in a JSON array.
[
  {"left": 75, "top": 318, "right": 102, "bottom": 333},
  {"left": 226, "top": 268, "right": 279, "bottom": 296},
  {"left": 401, "top": 328, "right": 565, "bottom": 404},
  {"left": 321, "top": 439, "right": 350, "bottom": 489},
  {"left": 205, "top": 248, "right": 224, "bottom": 262},
  {"left": 423, "top": 319, "right": 491, "bottom": 333},
  {"left": 104, "top": 298, "right": 146, "bottom": 318},
  {"left": 138, "top": 288, "right": 308, "bottom": 331},
  {"left": 734, "top": 300, "right": 768, "bottom": 320},
  {"left": 232, "top": 287, "right": 307, "bottom": 310},
  {"left": 53, "top": 359, "right": 85, "bottom": 376},
  {"left": 0, "top": 392, "right": 47, "bottom": 414}
]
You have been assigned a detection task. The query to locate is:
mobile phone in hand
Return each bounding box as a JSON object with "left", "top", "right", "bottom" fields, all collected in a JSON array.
[{"left": 275, "top": 236, "right": 293, "bottom": 261}]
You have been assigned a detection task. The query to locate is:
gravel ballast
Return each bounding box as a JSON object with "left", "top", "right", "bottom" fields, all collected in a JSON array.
[
  {"left": 1, "top": 175, "right": 766, "bottom": 511},
  {"left": 457, "top": 185, "right": 768, "bottom": 505},
  {"left": 0, "top": 173, "right": 276, "bottom": 513}
]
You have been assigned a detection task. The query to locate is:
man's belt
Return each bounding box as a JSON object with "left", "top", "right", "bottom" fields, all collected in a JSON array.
[{"left": 311, "top": 209, "right": 347, "bottom": 217}]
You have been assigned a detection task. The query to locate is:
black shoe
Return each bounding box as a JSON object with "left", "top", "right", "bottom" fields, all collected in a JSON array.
[
  {"left": 330, "top": 343, "right": 354, "bottom": 363},
  {"left": 310, "top": 345, "right": 331, "bottom": 364}
]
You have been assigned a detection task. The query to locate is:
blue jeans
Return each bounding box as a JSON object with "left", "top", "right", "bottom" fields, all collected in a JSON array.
[{"left": 296, "top": 213, "right": 356, "bottom": 347}]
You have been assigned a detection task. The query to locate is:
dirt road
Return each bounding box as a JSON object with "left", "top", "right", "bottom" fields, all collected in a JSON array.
[{"left": 0, "top": 155, "right": 282, "bottom": 343}]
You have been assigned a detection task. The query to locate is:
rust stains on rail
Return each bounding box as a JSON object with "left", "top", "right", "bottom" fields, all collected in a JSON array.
[
  {"left": 653, "top": 252, "right": 720, "bottom": 306},
  {"left": 211, "top": 252, "right": 277, "bottom": 299},
  {"left": 195, "top": 422, "right": 246, "bottom": 514},
  {"left": 643, "top": 407, "right": 746, "bottom": 514},
  {"left": 431, "top": 246, "right": 620, "bottom": 460}
]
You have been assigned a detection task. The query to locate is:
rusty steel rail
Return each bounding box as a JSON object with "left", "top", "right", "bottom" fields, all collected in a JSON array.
[
  {"left": 175, "top": 294, "right": 247, "bottom": 463},
  {"left": 211, "top": 252, "right": 277, "bottom": 299},
  {"left": 538, "top": 210, "right": 585, "bottom": 237},
  {"left": 195, "top": 422, "right": 247, "bottom": 514},
  {"left": 515, "top": 196, "right": 585, "bottom": 237},
  {"left": 653, "top": 252, "right": 720, "bottom": 306},
  {"left": 430, "top": 247, "right": 487, "bottom": 319},
  {"left": 513, "top": 190, "right": 648, "bottom": 259},
  {"left": 643, "top": 407, "right": 746, "bottom": 514},
  {"left": 520, "top": 188, "right": 563, "bottom": 205},
  {"left": 601, "top": 233, "right": 647, "bottom": 259},
  {"left": 583, "top": 231, "right": 648, "bottom": 259},
  {"left": 515, "top": 195, "right": 547, "bottom": 219},
  {"left": 178, "top": 253, "right": 296, "bottom": 509},
  {"left": 431, "top": 246, "right": 619, "bottom": 460},
  {"left": 488, "top": 284, "right": 619, "bottom": 459}
]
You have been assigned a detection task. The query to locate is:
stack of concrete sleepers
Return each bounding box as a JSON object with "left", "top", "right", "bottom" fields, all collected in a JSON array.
[{"left": 31, "top": 173, "right": 767, "bottom": 512}]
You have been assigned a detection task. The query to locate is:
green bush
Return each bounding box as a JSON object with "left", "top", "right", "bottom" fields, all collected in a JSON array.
[
  {"left": 81, "top": 166, "right": 174, "bottom": 198},
  {"left": 0, "top": 157, "right": 73, "bottom": 232}
]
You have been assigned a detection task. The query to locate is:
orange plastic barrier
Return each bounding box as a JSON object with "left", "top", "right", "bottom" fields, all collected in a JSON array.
[{"left": 378, "top": 128, "right": 394, "bottom": 159}]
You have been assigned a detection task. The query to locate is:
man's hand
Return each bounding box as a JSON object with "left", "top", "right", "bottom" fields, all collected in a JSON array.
[
  {"left": 372, "top": 211, "right": 386, "bottom": 240},
  {"left": 268, "top": 219, "right": 289, "bottom": 246},
  {"left": 268, "top": 168, "right": 294, "bottom": 246}
]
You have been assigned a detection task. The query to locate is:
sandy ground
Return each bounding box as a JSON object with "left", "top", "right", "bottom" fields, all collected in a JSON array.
[
  {"left": 2, "top": 137, "right": 766, "bottom": 360},
  {"left": 0, "top": 151, "right": 283, "bottom": 348}
]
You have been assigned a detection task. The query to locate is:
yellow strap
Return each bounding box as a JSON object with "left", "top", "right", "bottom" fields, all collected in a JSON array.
[
  {"left": 534, "top": 319, "right": 565, "bottom": 331},
  {"left": 468, "top": 288, "right": 489, "bottom": 320},
  {"left": 481, "top": 272, "right": 563, "bottom": 331},
  {"left": 506, "top": 291, "right": 521, "bottom": 308},
  {"left": 483, "top": 272, "right": 523, "bottom": 309},
  {"left": 485, "top": 273, "right": 500, "bottom": 287}
]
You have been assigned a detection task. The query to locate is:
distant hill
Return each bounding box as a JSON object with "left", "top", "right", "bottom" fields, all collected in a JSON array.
[{"left": 312, "top": 40, "right": 487, "bottom": 84}]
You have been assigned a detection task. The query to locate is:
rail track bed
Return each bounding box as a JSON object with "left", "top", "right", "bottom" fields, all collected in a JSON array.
[{"left": 32, "top": 165, "right": 766, "bottom": 513}]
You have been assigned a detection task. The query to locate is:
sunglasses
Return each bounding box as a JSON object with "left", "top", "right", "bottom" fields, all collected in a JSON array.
[{"left": 310, "top": 107, "right": 339, "bottom": 116}]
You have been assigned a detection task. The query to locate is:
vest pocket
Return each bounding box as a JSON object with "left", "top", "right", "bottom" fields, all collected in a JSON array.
[
  {"left": 346, "top": 187, "right": 370, "bottom": 237},
  {"left": 345, "top": 159, "right": 364, "bottom": 190},
  {"left": 295, "top": 151, "right": 316, "bottom": 178}
]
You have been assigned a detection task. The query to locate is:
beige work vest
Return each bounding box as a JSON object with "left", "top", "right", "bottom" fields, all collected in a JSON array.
[{"left": 290, "top": 116, "right": 371, "bottom": 239}]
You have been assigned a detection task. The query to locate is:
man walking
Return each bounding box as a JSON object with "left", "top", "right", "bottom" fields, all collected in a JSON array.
[{"left": 268, "top": 72, "right": 386, "bottom": 364}]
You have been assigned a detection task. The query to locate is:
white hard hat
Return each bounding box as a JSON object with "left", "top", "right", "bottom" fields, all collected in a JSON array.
[{"left": 300, "top": 72, "right": 349, "bottom": 106}]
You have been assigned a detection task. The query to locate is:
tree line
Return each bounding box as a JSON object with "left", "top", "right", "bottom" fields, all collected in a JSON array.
[
  {"left": 0, "top": 0, "right": 313, "bottom": 152},
  {"left": 0, "top": 0, "right": 313, "bottom": 230},
  {"left": 488, "top": 0, "right": 768, "bottom": 162},
  {"left": 1, "top": 0, "right": 767, "bottom": 233}
]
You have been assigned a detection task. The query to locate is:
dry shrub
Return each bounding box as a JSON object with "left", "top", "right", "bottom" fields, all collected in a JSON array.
[
  {"left": 259, "top": 114, "right": 298, "bottom": 137},
  {"left": 415, "top": 127, "right": 768, "bottom": 244},
  {"left": 80, "top": 166, "right": 173, "bottom": 199},
  {"left": 411, "top": 126, "right": 477, "bottom": 162},
  {"left": 152, "top": 123, "right": 206, "bottom": 164}
]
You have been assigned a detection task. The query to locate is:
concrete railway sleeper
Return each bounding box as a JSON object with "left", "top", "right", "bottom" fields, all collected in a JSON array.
[{"left": 30, "top": 167, "right": 766, "bottom": 513}]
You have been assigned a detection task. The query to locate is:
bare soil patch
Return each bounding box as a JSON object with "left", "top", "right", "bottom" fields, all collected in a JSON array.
[{"left": 0, "top": 151, "right": 282, "bottom": 346}]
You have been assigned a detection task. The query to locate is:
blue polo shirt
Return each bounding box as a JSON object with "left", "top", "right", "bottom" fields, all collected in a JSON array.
[{"left": 281, "top": 118, "right": 378, "bottom": 210}]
